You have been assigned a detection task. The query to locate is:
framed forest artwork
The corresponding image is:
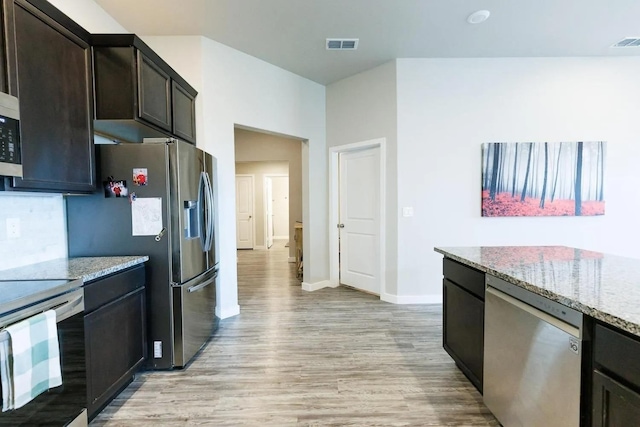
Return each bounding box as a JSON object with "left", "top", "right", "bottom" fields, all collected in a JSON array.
[{"left": 481, "top": 141, "right": 606, "bottom": 217}]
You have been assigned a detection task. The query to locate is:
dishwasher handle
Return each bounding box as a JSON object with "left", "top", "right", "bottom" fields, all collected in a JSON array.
[{"left": 486, "top": 286, "right": 581, "bottom": 339}]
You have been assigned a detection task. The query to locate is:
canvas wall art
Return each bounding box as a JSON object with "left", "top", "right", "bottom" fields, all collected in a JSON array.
[{"left": 481, "top": 141, "right": 606, "bottom": 217}]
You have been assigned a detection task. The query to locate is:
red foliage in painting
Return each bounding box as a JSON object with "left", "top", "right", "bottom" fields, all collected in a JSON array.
[{"left": 482, "top": 191, "right": 605, "bottom": 217}]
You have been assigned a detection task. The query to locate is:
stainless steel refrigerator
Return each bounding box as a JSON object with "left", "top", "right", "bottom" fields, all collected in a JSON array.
[{"left": 67, "top": 138, "right": 219, "bottom": 369}]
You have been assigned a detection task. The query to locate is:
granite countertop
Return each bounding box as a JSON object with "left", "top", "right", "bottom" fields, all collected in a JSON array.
[
  {"left": 0, "top": 256, "right": 149, "bottom": 283},
  {"left": 435, "top": 246, "right": 640, "bottom": 337}
]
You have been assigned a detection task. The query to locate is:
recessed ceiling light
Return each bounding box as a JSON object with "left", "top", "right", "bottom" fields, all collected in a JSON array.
[{"left": 467, "top": 10, "right": 491, "bottom": 24}]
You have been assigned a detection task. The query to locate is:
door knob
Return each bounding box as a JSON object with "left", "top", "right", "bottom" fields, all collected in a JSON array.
[
  {"left": 337, "top": 223, "right": 345, "bottom": 228},
  {"left": 249, "top": 215, "right": 252, "bottom": 219}
]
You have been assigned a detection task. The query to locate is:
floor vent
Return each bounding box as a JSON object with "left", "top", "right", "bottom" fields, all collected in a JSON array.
[
  {"left": 326, "top": 38, "right": 359, "bottom": 50},
  {"left": 612, "top": 37, "right": 640, "bottom": 48}
]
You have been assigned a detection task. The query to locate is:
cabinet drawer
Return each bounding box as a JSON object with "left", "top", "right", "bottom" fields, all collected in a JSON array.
[
  {"left": 84, "top": 265, "right": 145, "bottom": 313},
  {"left": 443, "top": 258, "right": 485, "bottom": 300},
  {"left": 594, "top": 323, "right": 640, "bottom": 388}
]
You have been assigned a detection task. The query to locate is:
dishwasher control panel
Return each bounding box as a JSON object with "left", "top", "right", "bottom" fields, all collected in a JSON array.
[{"left": 486, "top": 274, "right": 583, "bottom": 329}]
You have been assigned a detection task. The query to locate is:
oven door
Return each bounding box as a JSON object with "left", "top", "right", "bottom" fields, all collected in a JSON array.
[{"left": 0, "top": 288, "right": 87, "bottom": 426}]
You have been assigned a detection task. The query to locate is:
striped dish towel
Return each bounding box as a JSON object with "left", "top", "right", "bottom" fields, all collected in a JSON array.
[{"left": 0, "top": 310, "right": 62, "bottom": 412}]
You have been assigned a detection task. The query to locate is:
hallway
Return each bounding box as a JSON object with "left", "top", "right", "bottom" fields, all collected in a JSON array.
[{"left": 92, "top": 241, "right": 497, "bottom": 426}]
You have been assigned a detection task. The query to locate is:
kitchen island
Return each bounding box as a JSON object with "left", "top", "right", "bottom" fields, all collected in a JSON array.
[{"left": 435, "top": 246, "right": 640, "bottom": 427}]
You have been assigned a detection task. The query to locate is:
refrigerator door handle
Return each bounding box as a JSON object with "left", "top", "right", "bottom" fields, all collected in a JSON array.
[
  {"left": 187, "top": 274, "right": 216, "bottom": 293},
  {"left": 204, "top": 172, "right": 215, "bottom": 252},
  {"left": 198, "top": 172, "right": 209, "bottom": 252}
]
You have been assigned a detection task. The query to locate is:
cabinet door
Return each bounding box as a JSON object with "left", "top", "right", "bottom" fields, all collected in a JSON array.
[
  {"left": 85, "top": 287, "right": 146, "bottom": 418},
  {"left": 137, "top": 51, "right": 171, "bottom": 132},
  {"left": 7, "top": 0, "right": 95, "bottom": 192},
  {"left": 443, "top": 279, "right": 484, "bottom": 392},
  {"left": 172, "top": 81, "right": 196, "bottom": 143},
  {"left": 593, "top": 370, "right": 640, "bottom": 426}
]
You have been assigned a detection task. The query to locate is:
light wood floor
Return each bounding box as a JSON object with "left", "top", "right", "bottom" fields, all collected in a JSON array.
[{"left": 91, "top": 240, "right": 498, "bottom": 426}]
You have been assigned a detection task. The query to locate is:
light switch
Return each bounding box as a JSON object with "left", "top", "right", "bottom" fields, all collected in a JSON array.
[
  {"left": 6, "top": 218, "right": 20, "bottom": 239},
  {"left": 402, "top": 207, "right": 414, "bottom": 217}
]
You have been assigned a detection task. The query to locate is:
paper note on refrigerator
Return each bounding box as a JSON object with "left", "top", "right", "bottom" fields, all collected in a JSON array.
[{"left": 131, "top": 197, "right": 163, "bottom": 236}]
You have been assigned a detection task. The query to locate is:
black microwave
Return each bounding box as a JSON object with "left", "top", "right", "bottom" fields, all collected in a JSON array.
[{"left": 0, "top": 92, "right": 21, "bottom": 178}]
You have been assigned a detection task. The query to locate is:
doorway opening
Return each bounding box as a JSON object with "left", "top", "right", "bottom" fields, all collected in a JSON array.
[{"left": 233, "top": 127, "right": 303, "bottom": 281}]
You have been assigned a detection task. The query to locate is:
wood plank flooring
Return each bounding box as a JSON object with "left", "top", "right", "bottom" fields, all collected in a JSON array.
[{"left": 91, "top": 240, "right": 498, "bottom": 426}]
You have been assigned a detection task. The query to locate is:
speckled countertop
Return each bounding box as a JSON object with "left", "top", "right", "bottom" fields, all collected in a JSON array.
[
  {"left": 0, "top": 256, "right": 148, "bottom": 283},
  {"left": 435, "top": 246, "right": 640, "bottom": 337}
]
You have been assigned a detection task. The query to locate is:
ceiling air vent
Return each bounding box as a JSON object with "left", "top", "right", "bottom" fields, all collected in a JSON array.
[
  {"left": 612, "top": 37, "right": 640, "bottom": 48},
  {"left": 326, "top": 38, "right": 359, "bottom": 50}
]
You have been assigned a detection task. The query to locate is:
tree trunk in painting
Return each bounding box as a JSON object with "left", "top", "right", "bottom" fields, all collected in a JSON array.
[
  {"left": 598, "top": 141, "right": 604, "bottom": 201},
  {"left": 539, "top": 143, "right": 549, "bottom": 208},
  {"left": 484, "top": 144, "right": 492, "bottom": 190},
  {"left": 499, "top": 145, "right": 506, "bottom": 192},
  {"left": 550, "top": 143, "right": 560, "bottom": 202},
  {"left": 520, "top": 143, "right": 533, "bottom": 202},
  {"left": 511, "top": 144, "right": 519, "bottom": 197},
  {"left": 489, "top": 144, "right": 500, "bottom": 200},
  {"left": 575, "top": 141, "right": 583, "bottom": 215},
  {"left": 532, "top": 144, "right": 538, "bottom": 198}
]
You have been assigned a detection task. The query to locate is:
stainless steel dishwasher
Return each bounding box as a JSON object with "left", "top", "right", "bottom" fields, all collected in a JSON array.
[{"left": 484, "top": 275, "right": 583, "bottom": 427}]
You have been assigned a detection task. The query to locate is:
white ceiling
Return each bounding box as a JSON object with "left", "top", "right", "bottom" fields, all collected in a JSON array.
[{"left": 94, "top": 0, "right": 640, "bottom": 85}]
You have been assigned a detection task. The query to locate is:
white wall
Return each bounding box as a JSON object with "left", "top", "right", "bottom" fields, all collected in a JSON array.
[
  {"left": 326, "top": 61, "right": 399, "bottom": 296},
  {"left": 396, "top": 57, "right": 640, "bottom": 302},
  {"left": 142, "top": 36, "right": 327, "bottom": 318},
  {"left": 47, "top": 0, "right": 128, "bottom": 32}
]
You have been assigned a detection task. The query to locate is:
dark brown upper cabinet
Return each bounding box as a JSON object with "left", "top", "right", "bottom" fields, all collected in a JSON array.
[
  {"left": 91, "top": 34, "right": 197, "bottom": 144},
  {"left": 1, "top": 0, "right": 96, "bottom": 193},
  {"left": 171, "top": 81, "right": 196, "bottom": 143}
]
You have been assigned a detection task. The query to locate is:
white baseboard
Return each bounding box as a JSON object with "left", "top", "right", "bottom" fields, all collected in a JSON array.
[
  {"left": 254, "top": 245, "right": 266, "bottom": 250},
  {"left": 273, "top": 235, "right": 289, "bottom": 240},
  {"left": 288, "top": 256, "right": 296, "bottom": 263},
  {"left": 301, "top": 280, "right": 338, "bottom": 292},
  {"left": 216, "top": 304, "right": 240, "bottom": 319},
  {"left": 380, "top": 293, "right": 442, "bottom": 305}
]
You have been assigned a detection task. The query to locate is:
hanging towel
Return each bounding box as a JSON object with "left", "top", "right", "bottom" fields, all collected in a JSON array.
[
  {"left": 0, "top": 310, "right": 62, "bottom": 412},
  {"left": 0, "top": 331, "right": 13, "bottom": 412}
]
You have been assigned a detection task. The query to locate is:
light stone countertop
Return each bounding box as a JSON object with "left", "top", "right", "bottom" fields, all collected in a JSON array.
[
  {"left": 435, "top": 246, "right": 640, "bottom": 337},
  {"left": 0, "top": 256, "right": 148, "bottom": 283}
]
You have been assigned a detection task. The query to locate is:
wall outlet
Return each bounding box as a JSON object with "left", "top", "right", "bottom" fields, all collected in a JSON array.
[
  {"left": 6, "top": 218, "right": 20, "bottom": 239},
  {"left": 402, "top": 207, "right": 414, "bottom": 217},
  {"left": 153, "top": 341, "right": 162, "bottom": 358}
]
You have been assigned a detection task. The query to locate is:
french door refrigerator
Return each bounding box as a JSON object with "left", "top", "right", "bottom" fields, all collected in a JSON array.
[{"left": 67, "top": 138, "right": 219, "bottom": 369}]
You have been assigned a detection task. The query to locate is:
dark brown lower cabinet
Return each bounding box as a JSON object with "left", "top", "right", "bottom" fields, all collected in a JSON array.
[
  {"left": 593, "top": 370, "right": 640, "bottom": 426},
  {"left": 443, "top": 279, "right": 484, "bottom": 392},
  {"left": 84, "top": 265, "right": 147, "bottom": 419},
  {"left": 592, "top": 323, "right": 640, "bottom": 426}
]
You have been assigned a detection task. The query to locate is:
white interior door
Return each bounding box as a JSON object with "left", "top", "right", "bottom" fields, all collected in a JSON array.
[
  {"left": 236, "top": 175, "right": 254, "bottom": 249},
  {"left": 339, "top": 147, "right": 380, "bottom": 294},
  {"left": 265, "top": 177, "right": 274, "bottom": 249},
  {"left": 271, "top": 176, "right": 289, "bottom": 239}
]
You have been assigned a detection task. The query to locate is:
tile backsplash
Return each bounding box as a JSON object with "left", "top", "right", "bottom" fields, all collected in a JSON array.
[{"left": 0, "top": 193, "right": 67, "bottom": 271}]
